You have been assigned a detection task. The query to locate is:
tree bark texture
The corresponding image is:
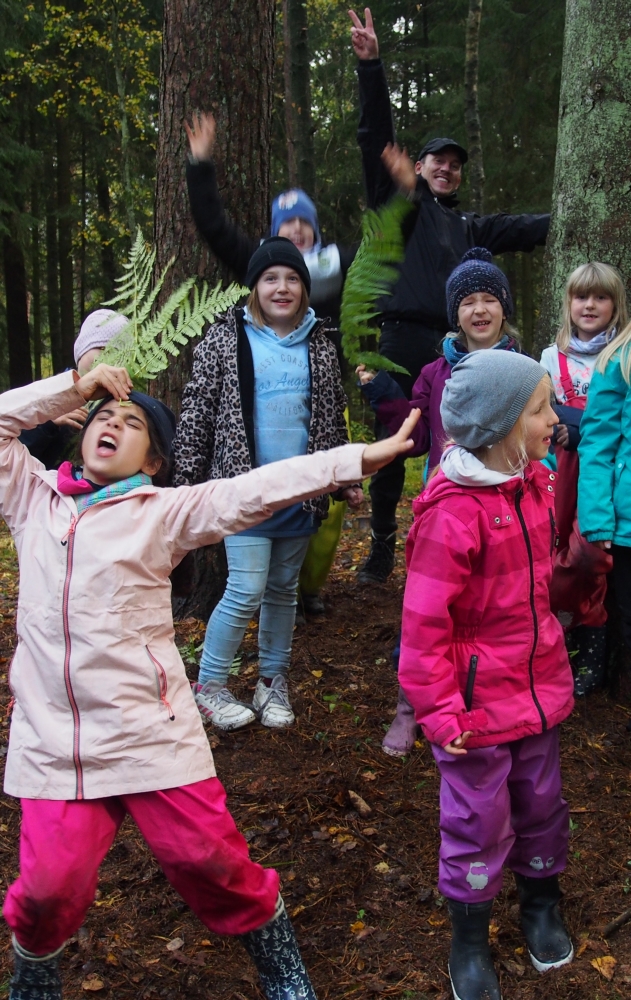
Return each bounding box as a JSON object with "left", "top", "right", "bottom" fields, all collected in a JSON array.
[
  {"left": 154, "top": 0, "right": 276, "bottom": 415},
  {"left": 56, "top": 116, "right": 75, "bottom": 369},
  {"left": 464, "top": 0, "right": 485, "bottom": 214},
  {"left": 536, "top": 0, "right": 631, "bottom": 355},
  {"left": 45, "top": 152, "right": 62, "bottom": 375},
  {"left": 283, "top": 0, "right": 315, "bottom": 194},
  {"left": 3, "top": 228, "right": 32, "bottom": 388}
]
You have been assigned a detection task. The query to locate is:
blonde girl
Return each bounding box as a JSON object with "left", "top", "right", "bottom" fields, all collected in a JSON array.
[{"left": 540, "top": 263, "right": 627, "bottom": 695}]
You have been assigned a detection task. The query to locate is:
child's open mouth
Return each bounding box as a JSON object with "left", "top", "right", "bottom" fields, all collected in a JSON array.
[{"left": 96, "top": 435, "right": 118, "bottom": 457}]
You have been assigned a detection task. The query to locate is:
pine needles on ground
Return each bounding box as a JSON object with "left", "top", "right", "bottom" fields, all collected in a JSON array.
[
  {"left": 97, "top": 229, "right": 247, "bottom": 385},
  {"left": 340, "top": 195, "right": 414, "bottom": 375}
]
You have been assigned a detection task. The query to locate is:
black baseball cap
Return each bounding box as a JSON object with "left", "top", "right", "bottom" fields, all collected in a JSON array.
[{"left": 417, "top": 137, "right": 468, "bottom": 165}]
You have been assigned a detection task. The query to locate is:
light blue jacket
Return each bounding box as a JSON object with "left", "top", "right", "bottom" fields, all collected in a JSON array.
[{"left": 578, "top": 352, "right": 631, "bottom": 546}]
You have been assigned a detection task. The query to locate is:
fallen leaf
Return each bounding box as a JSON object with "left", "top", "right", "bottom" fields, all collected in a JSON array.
[
  {"left": 361, "top": 771, "right": 377, "bottom": 781},
  {"left": 81, "top": 976, "right": 105, "bottom": 992},
  {"left": 200, "top": 939, "right": 211, "bottom": 947},
  {"left": 105, "top": 953, "right": 119, "bottom": 965},
  {"left": 502, "top": 959, "right": 525, "bottom": 977},
  {"left": 311, "top": 670, "right": 323, "bottom": 679},
  {"left": 350, "top": 920, "right": 365, "bottom": 933},
  {"left": 576, "top": 939, "right": 590, "bottom": 957},
  {"left": 292, "top": 905, "right": 305, "bottom": 917},
  {"left": 166, "top": 937, "right": 184, "bottom": 952},
  {"left": 311, "top": 830, "right": 330, "bottom": 841},
  {"left": 427, "top": 915, "right": 446, "bottom": 927},
  {"left": 374, "top": 861, "right": 390, "bottom": 873},
  {"left": 348, "top": 790, "right": 372, "bottom": 817},
  {"left": 357, "top": 957, "right": 366, "bottom": 971},
  {"left": 362, "top": 827, "right": 378, "bottom": 836},
  {"left": 339, "top": 840, "right": 358, "bottom": 853},
  {"left": 591, "top": 955, "right": 617, "bottom": 980}
]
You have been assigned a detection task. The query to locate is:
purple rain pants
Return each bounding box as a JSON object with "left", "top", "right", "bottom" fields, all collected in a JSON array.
[{"left": 431, "top": 726, "right": 569, "bottom": 903}]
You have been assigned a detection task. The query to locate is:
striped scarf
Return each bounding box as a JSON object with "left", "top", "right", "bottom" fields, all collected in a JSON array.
[{"left": 74, "top": 473, "right": 152, "bottom": 513}]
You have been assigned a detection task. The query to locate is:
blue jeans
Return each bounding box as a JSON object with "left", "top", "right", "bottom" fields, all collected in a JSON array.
[{"left": 198, "top": 534, "right": 312, "bottom": 687}]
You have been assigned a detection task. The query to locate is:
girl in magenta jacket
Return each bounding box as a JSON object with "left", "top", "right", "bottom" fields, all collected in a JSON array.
[
  {"left": 399, "top": 351, "right": 574, "bottom": 1000},
  {"left": 0, "top": 361, "right": 416, "bottom": 999}
]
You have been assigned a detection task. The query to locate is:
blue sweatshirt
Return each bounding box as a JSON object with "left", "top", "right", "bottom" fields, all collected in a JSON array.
[{"left": 241, "top": 307, "right": 319, "bottom": 537}]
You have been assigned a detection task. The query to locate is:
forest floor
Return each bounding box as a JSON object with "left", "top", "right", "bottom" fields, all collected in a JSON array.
[{"left": 0, "top": 503, "right": 630, "bottom": 999}]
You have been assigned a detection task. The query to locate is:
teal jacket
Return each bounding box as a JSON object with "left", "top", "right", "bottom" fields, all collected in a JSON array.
[{"left": 578, "top": 352, "right": 631, "bottom": 546}]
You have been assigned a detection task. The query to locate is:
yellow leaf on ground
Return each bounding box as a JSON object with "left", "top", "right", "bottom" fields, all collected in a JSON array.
[
  {"left": 591, "top": 955, "right": 617, "bottom": 980},
  {"left": 350, "top": 920, "right": 365, "bottom": 933},
  {"left": 374, "top": 861, "right": 390, "bottom": 873},
  {"left": 82, "top": 977, "right": 105, "bottom": 992},
  {"left": 311, "top": 670, "right": 323, "bottom": 678},
  {"left": 291, "top": 905, "right": 305, "bottom": 917}
]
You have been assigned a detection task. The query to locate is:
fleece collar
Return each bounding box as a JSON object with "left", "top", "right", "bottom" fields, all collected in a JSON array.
[{"left": 440, "top": 445, "right": 523, "bottom": 487}]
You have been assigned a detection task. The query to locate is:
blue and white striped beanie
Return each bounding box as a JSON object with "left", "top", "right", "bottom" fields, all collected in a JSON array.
[
  {"left": 446, "top": 247, "right": 514, "bottom": 330},
  {"left": 271, "top": 189, "right": 320, "bottom": 242}
]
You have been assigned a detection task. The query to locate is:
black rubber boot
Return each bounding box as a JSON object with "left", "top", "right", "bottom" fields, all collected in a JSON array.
[
  {"left": 447, "top": 899, "right": 501, "bottom": 1000},
  {"left": 358, "top": 531, "right": 396, "bottom": 584},
  {"left": 9, "top": 936, "right": 63, "bottom": 999},
  {"left": 239, "top": 895, "right": 317, "bottom": 1000},
  {"left": 568, "top": 625, "right": 606, "bottom": 696},
  {"left": 514, "top": 873, "right": 573, "bottom": 972}
]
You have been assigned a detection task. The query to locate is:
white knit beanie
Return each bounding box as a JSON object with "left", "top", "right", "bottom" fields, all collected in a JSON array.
[{"left": 73, "top": 309, "right": 129, "bottom": 366}]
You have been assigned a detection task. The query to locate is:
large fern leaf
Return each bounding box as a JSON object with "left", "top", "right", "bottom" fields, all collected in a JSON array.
[
  {"left": 340, "top": 195, "right": 414, "bottom": 374},
  {"left": 97, "top": 228, "right": 247, "bottom": 385}
]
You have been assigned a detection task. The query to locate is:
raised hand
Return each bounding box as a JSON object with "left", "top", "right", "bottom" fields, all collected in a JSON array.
[
  {"left": 361, "top": 409, "right": 420, "bottom": 475},
  {"left": 381, "top": 143, "right": 417, "bottom": 194},
  {"left": 349, "top": 7, "right": 379, "bottom": 60},
  {"left": 184, "top": 111, "right": 217, "bottom": 162},
  {"left": 75, "top": 364, "right": 133, "bottom": 403}
]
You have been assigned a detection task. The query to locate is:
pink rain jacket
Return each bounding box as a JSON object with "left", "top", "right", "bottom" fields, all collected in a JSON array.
[
  {"left": 0, "top": 373, "right": 365, "bottom": 800},
  {"left": 399, "top": 463, "right": 574, "bottom": 749}
]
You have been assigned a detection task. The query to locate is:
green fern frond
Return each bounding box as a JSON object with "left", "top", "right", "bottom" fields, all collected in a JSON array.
[
  {"left": 340, "top": 195, "right": 414, "bottom": 375},
  {"left": 97, "top": 228, "right": 247, "bottom": 386}
]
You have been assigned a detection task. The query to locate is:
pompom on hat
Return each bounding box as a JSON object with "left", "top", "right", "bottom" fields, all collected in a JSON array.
[
  {"left": 73, "top": 309, "right": 130, "bottom": 367},
  {"left": 445, "top": 247, "right": 514, "bottom": 330},
  {"left": 440, "top": 350, "right": 547, "bottom": 450}
]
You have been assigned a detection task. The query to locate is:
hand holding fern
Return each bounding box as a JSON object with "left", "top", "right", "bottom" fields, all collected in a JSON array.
[
  {"left": 355, "top": 364, "right": 376, "bottom": 385},
  {"left": 75, "top": 364, "right": 133, "bottom": 403},
  {"left": 361, "top": 409, "right": 420, "bottom": 474},
  {"left": 184, "top": 112, "right": 217, "bottom": 162}
]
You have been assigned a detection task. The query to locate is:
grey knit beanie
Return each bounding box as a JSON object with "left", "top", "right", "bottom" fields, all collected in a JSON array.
[
  {"left": 445, "top": 247, "right": 514, "bottom": 330},
  {"left": 440, "top": 350, "right": 547, "bottom": 449}
]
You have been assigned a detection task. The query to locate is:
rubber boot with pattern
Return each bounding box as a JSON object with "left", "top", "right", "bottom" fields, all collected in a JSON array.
[
  {"left": 9, "top": 936, "right": 63, "bottom": 1000},
  {"left": 239, "top": 895, "right": 317, "bottom": 1000},
  {"left": 514, "top": 873, "right": 573, "bottom": 972},
  {"left": 447, "top": 900, "right": 501, "bottom": 1000}
]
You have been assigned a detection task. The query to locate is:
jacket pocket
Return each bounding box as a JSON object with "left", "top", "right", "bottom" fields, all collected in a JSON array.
[
  {"left": 464, "top": 655, "right": 479, "bottom": 712},
  {"left": 144, "top": 646, "right": 175, "bottom": 721}
]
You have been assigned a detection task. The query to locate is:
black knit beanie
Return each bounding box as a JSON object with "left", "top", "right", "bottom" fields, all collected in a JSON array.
[
  {"left": 245, "top": 237, "right": 311, "bottom": 294},
  {"left": 83, "top": 391, "right": 177, "bottom": 456},
  {"left": 445, "top": 247, "right": 514, "bottom": 330}
]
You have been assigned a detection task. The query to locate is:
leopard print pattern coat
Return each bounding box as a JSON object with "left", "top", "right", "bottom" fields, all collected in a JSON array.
[{"left": 172, "top": 307, "right": 350, "bottom": 520}]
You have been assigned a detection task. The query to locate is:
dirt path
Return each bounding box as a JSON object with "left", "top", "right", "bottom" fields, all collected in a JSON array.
[{"left": 0, "top": 509, "right": 630, "bottom": 998}]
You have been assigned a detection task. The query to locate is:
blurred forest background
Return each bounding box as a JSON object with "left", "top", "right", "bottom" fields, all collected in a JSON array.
[{"left": 0, "top": 0, "right": 564, "bottom": 390}]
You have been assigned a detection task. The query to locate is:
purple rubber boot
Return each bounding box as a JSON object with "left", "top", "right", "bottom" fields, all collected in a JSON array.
[{"left": 382, "top": 686, "right": 418, "bottom": 757}]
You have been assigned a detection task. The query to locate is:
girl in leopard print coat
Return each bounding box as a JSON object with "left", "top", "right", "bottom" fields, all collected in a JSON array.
[{"left": 173, "top": 238, "right": 362, "bottom": 732}]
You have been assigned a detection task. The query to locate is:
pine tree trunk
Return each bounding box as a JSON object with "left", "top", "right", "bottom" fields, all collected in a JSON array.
[
  {"left": 283, "top": 0, "right": 315, "bottom": 194},
  {"left": 95, "top": 168, "right": 117, "bottom": 300},
  {"left": 464, "top": 0, "right": 485, "bottom": 214},
  {"left": 3, "top": 227, "right": 32, "bottom": 388},
  {"left": 31, "top": 193, "right": 42, "bottom": 381},
  {"left": 536, "top": 0, "right": 631, "bottom": 355},
  {"left": 45, "top": 152, "right": 62, "bottom": 374},
  {"left": 153, "top": 0, "right": 276, "bottom": 621},
  {"left": 56, "top": 116, "right": 75, "bottom": 368},
  {"left": 154, "top": 0, "right": 275, "bottom": 414}
]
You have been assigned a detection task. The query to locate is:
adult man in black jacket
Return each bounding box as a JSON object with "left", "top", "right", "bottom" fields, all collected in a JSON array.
[{"left": 349, "top": 8, "right": 550, "bottom": 583}]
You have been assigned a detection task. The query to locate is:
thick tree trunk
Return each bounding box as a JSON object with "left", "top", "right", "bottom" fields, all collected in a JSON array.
[
  {"left": 3, "top": 227, "right": 32, "bottom": 387},
  {"left": 464, "top": 0, "right": 485, "bottom": 214},
  {"left": 111, "top": 1, "right": 136, "bottom": 234},
  {"left": 31, "top": 193, "right": 43, "bottom": 381},
  {"left": 56, "top": 116, "right": 75, "bottom": 368},
  {"left": 536, "top": 0, "right": 631, "bottom": 355},
  {"left": 45, "top": 153, "right": 62, "bottom": 374},
  {"left": 283, "top": 0, "right": 316, "bottom": 194},
  {"left": 154, "top": 0, "right": 276, "bottom": 620},
  {"left": 154, "top": 0, "right": 275, "bottom": 414}
]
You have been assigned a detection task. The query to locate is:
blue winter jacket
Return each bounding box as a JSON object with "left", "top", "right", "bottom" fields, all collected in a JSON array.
[{"left": 578, "top": 353, "right": 631, "bottom": 546}]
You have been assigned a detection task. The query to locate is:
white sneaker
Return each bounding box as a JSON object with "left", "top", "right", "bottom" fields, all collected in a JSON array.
[
  {"left": 193, "top": 683, "right": 256, "bottom": 731},
  {"left": 252, "top": 676, "right": 295, "bottom": 728}
]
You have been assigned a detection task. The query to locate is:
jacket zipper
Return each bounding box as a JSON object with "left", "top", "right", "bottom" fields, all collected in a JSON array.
[
  {"left": 515, "top": 489, "right": 547, "bottom": 729},
  {"left": 549, "top": 508, "right": 557, "bottom": 556},
  {"left": 145, "top": 646, "right": 175, "bottom": 720},
  {"left": 464, "top": 655, "right": 478, "bottom": 712},
  {"left": 61, "top": 514, "right": 84, "bottom": 798}
]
